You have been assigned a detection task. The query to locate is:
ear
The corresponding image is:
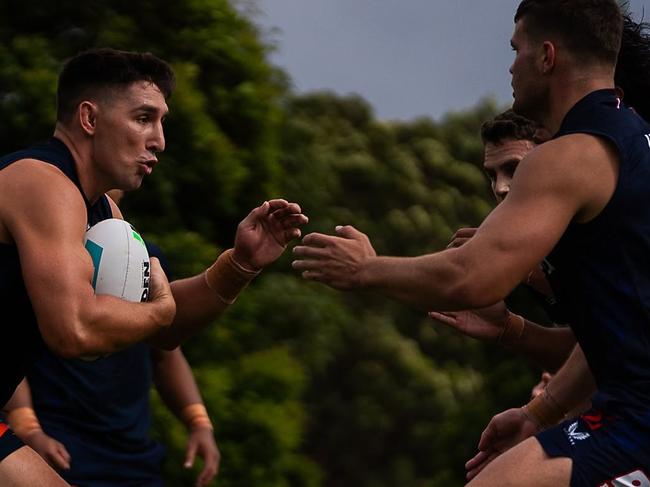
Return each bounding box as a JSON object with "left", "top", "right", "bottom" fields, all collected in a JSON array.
[
  {"left": 79, "top": 101, "right": 99, "bottom": 135},
  {"left": 539, "top": 41, "right": 556, "bottom": 74}
]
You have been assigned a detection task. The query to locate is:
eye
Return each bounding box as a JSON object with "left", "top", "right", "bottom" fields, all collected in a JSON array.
[
  {"left": 136, "top": 115, "right": 150, "bottom": 124},
  {"left": 505, "top": 161, "right": 519, "bottom": 177}
]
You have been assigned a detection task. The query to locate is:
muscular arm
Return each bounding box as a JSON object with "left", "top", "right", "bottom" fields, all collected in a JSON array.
[
  {"left": 0, "top": 161, "right": 175, "bottom": 358},
  {"left": 544, "top": 344, "right": 596, "bottom": 413},
  {"left": 294, "top": 134, "right": 619, "bottom": 311},
  {"left": 150, "top": 199, "right": 307, "bottom": 349},
  {"left": 516, "top": 321, "right": 576, "bottom": 372}
]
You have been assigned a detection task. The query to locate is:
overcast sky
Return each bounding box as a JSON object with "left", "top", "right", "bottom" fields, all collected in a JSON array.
[{"left": 253, "top": 0, "right": 649, "bottom": 121}]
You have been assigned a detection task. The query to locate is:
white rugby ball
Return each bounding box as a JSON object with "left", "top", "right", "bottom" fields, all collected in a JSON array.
[{"left": 84, "top": 218, "right": 150, "bottom": 303}]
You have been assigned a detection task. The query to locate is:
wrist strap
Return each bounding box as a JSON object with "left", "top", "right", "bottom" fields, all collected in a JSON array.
[
  {"left": 204, "top": 249, "right": 260, "bottom": 304},
  {"left": 498, "top": 312, "right": 525, "bottom": 348},
  {"left": 523, "top": 389, "right": 565, "bottom": 429},
  {"left": 7, "top": 407, "right": 42, "bottom": 438},
  {"left": 180, "top": 403, "right": 213, "bottom": 431}
]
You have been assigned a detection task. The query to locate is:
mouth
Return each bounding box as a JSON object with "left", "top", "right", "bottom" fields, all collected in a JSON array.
[{"left": 138, "top": 158, "right": 157, "bottom": 176}]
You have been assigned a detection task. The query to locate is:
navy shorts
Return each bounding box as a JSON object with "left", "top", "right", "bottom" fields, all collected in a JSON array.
[
  {"left": 0, "top": 421, "right": 24, "bottom": 462},
  {"left": 536, "top": 409, "right": 650, "bottom": 486}
]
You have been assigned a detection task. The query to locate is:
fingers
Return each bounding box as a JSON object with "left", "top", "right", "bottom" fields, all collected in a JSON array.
[
  {"left": 478, "top": 419, "right": 499, "bottom": 452},
  {"left": 196, "top": 450, "right": 220, "bottom": 487},
  {"left": 184, "top": 441, "right": 197, "bottom": 469},
  {"left": 447, "top": 228, "right": 478, "bottom": 249},
  {"left": 300, "top": 232, "right": 337, "bottom": 248},
  {"left": 275, "top": 213, "right": 309, "bottom": 229},
  {"left": 334, "top": 224, "right": 365, "bottom": 239},
  {"left": 56, "top": 443, "right": 71, "bottom": 470},
  {"left": 465, "top": 450, "right": 500, "bottom": 481},
  {"left": 427, "top": 311, "right": 459, "bottom": 324},
  {"left": 48, "top": 450, "right": 70, "bottom": 471}
]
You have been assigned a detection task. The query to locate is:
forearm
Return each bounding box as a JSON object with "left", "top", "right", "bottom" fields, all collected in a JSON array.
[
  {"left": 151, "top": 249, "right": 258, "bottom": 349},
  {"left": 153, "top": 348, "right": 213, "bottom": 431},
  {"left": 361, "top": 250, "right": 523, "bottom": 311},
  {"left": 510, "top": 320, "right": 576, "bottom": 372},
  {"left": 525, "top": 345, "right": 596, "bottom": 427},
  {"left": 40, "top": 294, "right": 173, "bottom": 358},
  {"left": 546, "top": 345, "right": 596, "bottom": 413},
  {"left": 5, "top": 380, "right": 42, "bottom": 440}
]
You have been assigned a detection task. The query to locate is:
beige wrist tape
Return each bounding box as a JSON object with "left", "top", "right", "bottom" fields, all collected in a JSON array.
[
  {"left": 180, "top": 403, "right": 213, "bottom": 431},
  {"left": 204, "top": 249, "right": 260, "bottom": 304},
  {"left": 7, "top": 407, "right": 42, "bottom": 437},
  {"left": 498, "top": 312, "right": 525, "bottom": 348},
  {"left": 524, "top": 389, "right": 565, "bottom": 429}
]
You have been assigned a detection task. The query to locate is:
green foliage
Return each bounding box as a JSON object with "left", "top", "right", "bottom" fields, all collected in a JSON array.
[{"left": 2, "top": 2, "right": 544, "bottom": 486}]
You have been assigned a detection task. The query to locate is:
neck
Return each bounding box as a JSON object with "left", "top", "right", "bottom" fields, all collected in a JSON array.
[
  {"left": 542, "top": 73, "right": 614, "bottom": 135},
  {"left": 53, "top": 124, "right": 105, "bottom": 204}
]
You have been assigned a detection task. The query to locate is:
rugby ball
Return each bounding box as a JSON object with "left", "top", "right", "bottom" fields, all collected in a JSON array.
[{"left": 84, "top": 218, "right": 150, "bottom": 303}]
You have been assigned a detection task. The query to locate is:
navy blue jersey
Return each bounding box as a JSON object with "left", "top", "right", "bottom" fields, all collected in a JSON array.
[
  {"left": 27, "top": 242, "right": 171, "bottom": 485},
  {"left": 544, "top": 89, "right": 650, "bottom": 414},
  {"left": 0, "top": 137, "right": 112, "bottom": 406}
]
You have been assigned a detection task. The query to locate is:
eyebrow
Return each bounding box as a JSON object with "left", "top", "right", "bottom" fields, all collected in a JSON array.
[{"left": 133, "top": 104, "right": 169, "bottom": 116}]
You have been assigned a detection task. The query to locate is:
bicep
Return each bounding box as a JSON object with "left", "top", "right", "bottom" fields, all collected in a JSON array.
[
  {"left": 5, "top": 163, "right": 96, "bottom": 342},
  {"left": 456, "top": 148, "right": 584, "bottom": 302}
]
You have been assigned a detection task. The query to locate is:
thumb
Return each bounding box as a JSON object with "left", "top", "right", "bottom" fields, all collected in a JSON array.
[
  {"left": 184, "top": 442, "right": 197, "bottom": 469},
  {"left": 335, "top": 225, "right": 363, "bottom": 239}
]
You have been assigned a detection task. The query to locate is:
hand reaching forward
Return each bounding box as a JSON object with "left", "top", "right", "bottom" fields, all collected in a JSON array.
[
  {"left": 232, "top": 199, "right": 308, "bottom": 270},
  {"left": 428, "top": 301, "right": 509, "bottom": 342},
  {"left": 465, "top": 407, "right": 541, "bottom": 481},
  {"left": 292, "top": 225, "right": 377, "bottom": 290}
]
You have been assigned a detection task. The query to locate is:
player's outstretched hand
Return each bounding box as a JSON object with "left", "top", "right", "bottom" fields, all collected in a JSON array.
[
  {"left": 292, "top": 225, "right": 377, "bottom": 290},
  {"left": 24, "top": 429, "right": 71, "bottom": 471},
  {"left": 232, "top": 199, "right": 308, "bottom": 270},
  {"left": 184, "top": 426, "right": 220, "bottom": 487},
  {"left": 428, "top": 301, "right": 509, "bottom": 342},
  {"left": 465, "top": 407, "right": 540, "bottom": 481}
]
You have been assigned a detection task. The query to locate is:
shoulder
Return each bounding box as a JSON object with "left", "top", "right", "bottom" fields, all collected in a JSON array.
[
  {"left": 514, "top": 134, "right": 618, "bottom": 222},
  {"left": 0, "top": 158, "right": 87, "bottom": 237}
]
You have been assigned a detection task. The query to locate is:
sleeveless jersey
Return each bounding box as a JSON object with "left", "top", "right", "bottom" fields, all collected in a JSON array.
[
  {"left": 26, "top": 242, "right": 171, "bottom": 485},
  {"left": 544, "top": 89, "right": 650, "bottom": 414},
  {"left": 0, "top": 137, "right": 112, "bottom": 406}
]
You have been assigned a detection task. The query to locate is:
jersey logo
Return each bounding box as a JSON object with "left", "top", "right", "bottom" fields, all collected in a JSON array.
[
  {"left": 599, "top": 469, "right": 650, "bottom": 487},
  {"left": 645, "top": 134, "right": 650, "bottom": 149},
  {"left": 564, "top": 421, "right": 590, "bottom": 445}
]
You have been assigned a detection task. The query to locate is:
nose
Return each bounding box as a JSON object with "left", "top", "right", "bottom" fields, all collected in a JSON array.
[
  {"left": 147, "top": 122, "right": 165, "bottom": 154},
  {"left": 494, "top": 176, "right": 510, "bottom": 202}
]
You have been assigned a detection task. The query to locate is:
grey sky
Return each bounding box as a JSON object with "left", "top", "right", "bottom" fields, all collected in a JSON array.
[{"left": 253, "top": 0, "right": 649, "bottom": 121}]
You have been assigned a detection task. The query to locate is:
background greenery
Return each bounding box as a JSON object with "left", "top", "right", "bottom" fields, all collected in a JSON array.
[{"left": 1, "top": 0, "right": 546, "bottom": 485}]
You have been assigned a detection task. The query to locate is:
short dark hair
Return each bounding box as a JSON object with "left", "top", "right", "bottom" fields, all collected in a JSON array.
[
  {"left": 515, "top": 0, "right": 623, "bottom": 66},
  {"left": 615, "top": 13, "right": 650, "bottom": 122},
  {"left": 56, "top": 48, "right": 176, "bottom": 124},
  {"left": 480, "top": 110, "right": 542, "bottom": 146}
]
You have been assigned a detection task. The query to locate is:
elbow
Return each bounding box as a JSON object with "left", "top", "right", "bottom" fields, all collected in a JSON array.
[
  {"left": 40, "top": 318, "right": 102, "bottom": 359},
  {"left": 445, "top": 275, "right": 510, "bottom": 310},
  {"left": 148, "top": 329, "right": 180, "bottom": 351}
]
